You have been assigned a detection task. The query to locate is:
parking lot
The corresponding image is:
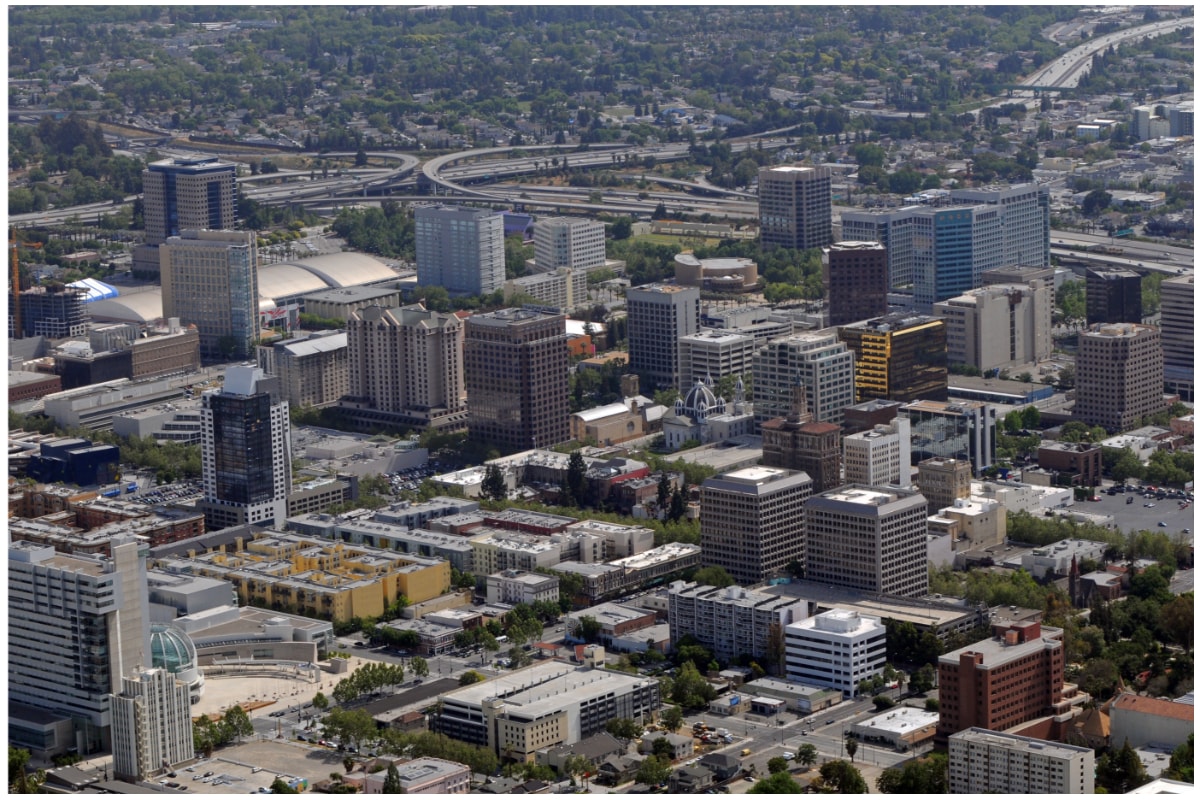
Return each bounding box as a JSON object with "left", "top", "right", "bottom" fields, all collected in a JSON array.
[{"left": 1084, "top": 485, "right": 1193, "bottom": 540}]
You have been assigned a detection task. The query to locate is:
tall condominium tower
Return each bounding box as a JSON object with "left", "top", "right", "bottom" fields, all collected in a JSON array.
[
  {"left": 626, "top": 282, "right": 700, "bottom": 391},
  {"left": 1075, "top": 323, "right": 1164, "bottom": 432},
  {"left": 160, "top": 229, "right": 259, "bottom": 359},
  {"left": 9, "top": 536, "right": 151, "bottom": 754},
  {"left": 532, "top": 216, "right": 606, "bottom": 270},
  {"left": 465, "top": 308, "right": 569, "bottom": 453},
  {"left": 933, "top": 282, "right": 1053, "bottom": 371},
  {"left": 752, "top": 331, "right": 856, "bottom": 427},
  {"left": 758, "top": 165, "right": 833, "bottom": 250},
  {"left": 839, "top": 314, "right": 948, "bottom": 403},
  {"left": 804, "top": 485, "right": 929, "bottom": 597},
  {"left": 699, "top": 466, "right": 812, "bottom": 587},
  {"left": 1160, "top": 273, "right": 1194, "bottom": 402},
  {"left": 198, "top": 365, "right": 292, "bottom": 530},
  {"left": 343, "top": 304, "right": 467, "bottom": 431},
  {"left": 415, "top": 205, "right": 506, "bottom": 295},
  {"left": 826, "top": 240, "right": 889, "bottom": 326},
  {"left": 111, "top": 668, "right": 195, "bottom": 781},
  {"left": 1085, "top": 268, "right": 1143, "bottom": 325}
]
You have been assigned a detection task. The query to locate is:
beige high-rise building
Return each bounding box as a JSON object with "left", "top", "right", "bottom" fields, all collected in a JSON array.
[
  {"left": 160, "top": 230, "right": 259, "bottom": 359},
  {"left": 626, "top": 283, "right": 700, "bottom": 391},
  {"left": 949, "top": 728, "right": 1094, "bottom": 794},
  {"left": 699, "top": 467, "right": 812, "bottom": 587},
  {"left": 752, "top": 332, "right": 856, "bottom": 427},
  {"left": 844, "top": 417, "right": 912, "bottom": 488},
  {"left": 917, "top": 457, "right": 972, "bottom": 514},
  {"left": 805, "top": 485, "right": 929, "bottom": 598},
  {"left": 111, "top": 668, "right": 194, "bottom": 782},
  {"left": 1075, "top": 323, "right": 1164, "bottom": 432},
  {"left": 679, "top": 330, "right": 759, "bottom": 388},
  {"left": 343, "top": 304, "right": 467, "bottom": 431},
  {"left": 1160, "top": 273, "right": 1194, "bottom": 402},
  {"left": 758, "top": 165, "right": 833, "bottom": 250},
  {"left": 533, "top": 217, "right": 606, "bottom": 270},
  {"left": 933, "top": 282, "right": 1052, "bottom": 371},
  {"left": 134, "top": 156, "right": 238, "bottom": 277},
  {"left": 258, "top": 331, "right": 349, "bottom": 410}
]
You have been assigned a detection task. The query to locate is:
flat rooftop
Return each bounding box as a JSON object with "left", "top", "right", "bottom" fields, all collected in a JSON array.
[
  {"left": 443, "top": 661, "right": 655, "bottom": 719},
  {"left": 852, "top": 707, "right": 940, "bottom": 736}
]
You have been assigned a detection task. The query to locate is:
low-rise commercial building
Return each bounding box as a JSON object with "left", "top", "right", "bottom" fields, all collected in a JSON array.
[
  {"left": 850, "top": 707, "right": 939, "bottom": 752},
  {"left": 486, "top": 569, "right": 560, "bottom": 606},
  {"left": 784, "top": 609, "right": 887, "bottom": 698},
  {"left": 362, "top": 757, "right": 471, "bottom": 794}
]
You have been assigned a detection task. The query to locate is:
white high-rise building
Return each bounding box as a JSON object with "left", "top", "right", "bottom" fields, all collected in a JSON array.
[
  {"left": 533, "top": 217, "right": 606, "bottom": 271},
  {"left": 843, "top": 417, "right": 912, "bottom": 487},
  {"left": 626, "top": 283, "right": 700, "bottom": 391},
  {"left": 784, "top": 609, "right": 887, "bottom": 698},
  {"left": 111, "top": 668, "right": 194, "bottom": 781},
  {"left": 752, "top": 331, "right": 856, "bottom": 427},
  {"left": 678, "top": 329, "right": 759, "bottom": 388},
  {"left": 198, "top": 365, "right": 292, "bottom": 531},
  {"left": 415, "top": 205, "right": 506, "bottom": 295},
  {"left": 949, "top": 728, "right": 1095, "bottom": 794},
  {"left": 9, "top": 536, "right": 151, "bottom": 754}
]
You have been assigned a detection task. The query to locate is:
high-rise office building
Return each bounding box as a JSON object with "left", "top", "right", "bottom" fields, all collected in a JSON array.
[
  {"left": 937, "top": 621, "right": 1072, "bottom": 741},
  {"left": 1074, "top": 323, "right": 1164, "bottom": 432},
  {"left": 1086, "top": 268, "right": 1143, "bottom": 325},
  {"left": 198, "top": 365, "right": 292, "bottom": 531},
  {"left": 826, "top": 241, "right": 889, "bottom": 326},
  {"left": 1159, "top": 273, "right": 1193, "bottom": 402},
  {"left": 415, "top": 205, "right": 506, "bottom": 295},
  {"left": 804, "top": 485, "right": 929, "bottom": 597},
  {"left": 758, "top": 165, "right": 833, "bottom": 250},
  {"left": 532, "top": 217, "right": 606, "bottom": 270},
  {"left": 343, "top": 304, "right": 467, "bottom": 431},
  {"left": 160, "top": 229, "right": 259, "bottom": 359},
  {"left": 948, "top": 728, "right": 1095, "bottom": 794},
  {"left": 111, "top": 667, "right": 194, "bottom": 781},
  {"left": 843, "top": 417, "right": 912, "bottom": 488},
  {"left": 933, "top": 282, "right": 1053, "bottom": 371},
  {"left": 9, "top": 535, "right": 151, "bottom": 754},
  {"left": 901, "top": 399, "right": 996, "bottom": 476},
  {"left": 785, "top": 610, "right": 888, "bottom": 698},
  {"left": 841, "top": 183, "right": 1048, "bottom": 308},
  {"left": 752, "top": 331, "right": 856, "bottom": 426},
  {"left": 678, "top": 330, "right": 759, "bottom": 389},
  {"left": 134, "top": 156, "right": 238, "bottom": 277},
  {"left": 699, "top": 467, "right": 812, "bottom": 587},
  {"left": 626, "top": 283, "right": 700, "bottom": 391},
  {"left": 839, "top": 314, "right": 948, "bottom": 403},
  {"left": 465, "top": 308, "right": 569, "bottom": 453}
]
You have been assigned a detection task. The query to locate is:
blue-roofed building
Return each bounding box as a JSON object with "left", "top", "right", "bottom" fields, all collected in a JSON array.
[{"left": 503, "top": 211, "right": 535, "bottom": 241}]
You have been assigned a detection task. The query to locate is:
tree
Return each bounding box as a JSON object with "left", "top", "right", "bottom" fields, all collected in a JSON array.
[
  {"left": 9, "top": 746, "right": 46, "bottom": 794},
  {"left": 322, "top": 707, "right": 379, "bottom": 750},
  {"left": 1082, "top": 189, "right": 1113, "bottom": 216},
  {"left": 876, "top": 753, "right": 949, "bottom": 793},
  {"left": 691, "top": 565, "right": 735, "bottom": 588},
  {"left": 1166, "top": 734, "right": 1193, "bottom": 783},
  {"left": 561, "top": 753, "right": 594, "bottom": 788},
  {"left": 660, "top": 704, "right": 684, "bottom": 733},
  {"left": 565, "top": 451, "right": 589, "bottom": 507},
  {"left": 767, "top": 756, "right": 790, "bottom": 774},
  {"left": 795, "top": 744, "right": 818, "bottom": 770},
  {"left": 748, "top": 772, "right": 802, "bottom": 793},
  {"left": 574, "top": 615, "right": 602, "bottom": 643},
  {"left": 651, "top": 736, "right": 675, "bottom": 759},
  {"left": 1097, "top": 739, "right": 1150, "bottom": 793},
  {"left": 222, "top": 705, "right": 254, "bottom": 743},
  {"left": 382, "top": 763, "right": 403, "bottom": 793},
  {"left": 818, "top": 760, "right": 867, "bottom": 793},
  {"left": 671, "top": 661, "right": 717, "bottom": 709},
  {"left": 844, "top": 736, "right": 859, "bottom": 763},
  {"left": 481, "top": 464, "right": 507, "bottom": 502},
  {"left": 605, "top": 717, "right": 643, "bottom": 742},
  {"left": 410, "top": 656, "right": 430, "bottom": 679},
  {"left": 612, "top": 217, "right": 633, "bottom": 240},
  {"left": 459, "top": 670, "right": 485, "bottom": 686},
  {"left": 636, "top": 754, "right": 672, "bottom": 787},
  {"left": 270, "top": 777, "right": 300, "bottom": 793}
]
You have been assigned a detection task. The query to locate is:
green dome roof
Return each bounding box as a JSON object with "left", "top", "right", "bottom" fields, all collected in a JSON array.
[{"left": 150, "top": 624, "right": 197, "bottom": 674}]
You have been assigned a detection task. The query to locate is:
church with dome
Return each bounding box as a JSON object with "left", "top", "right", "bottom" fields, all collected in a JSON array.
[{"left": 661, "top": 375, "right": 755, "bottom": 451}]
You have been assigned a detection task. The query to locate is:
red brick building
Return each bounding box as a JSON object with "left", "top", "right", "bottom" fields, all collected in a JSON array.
[
  {"left": 1037, "top": 441, "right": 1103, "bottom": 487},
  {"left": 937, "top": 621, "right": 1082, "bottom": 741}
]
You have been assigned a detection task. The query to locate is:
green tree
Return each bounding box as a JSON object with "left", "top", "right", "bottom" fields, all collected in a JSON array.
[
  {"left": 660, "top": 704, "right": 684, "bottom": 733},
  {"left": 270, "top": 777, "right": 299, "bottom": 793},
  {"left": 1097, "top": 739, "right": 1150, "bottom": 793},
  {"left": 605, "top": 717, "right": 644, "bottom": 742},
  {"left": 635, "top": 754, "right": 672, "bottom": 787},
  {"left": 671, "top": 661, "right": 717, "bottom": 709},
  {"left": 691, "top": 565, "right": 735, "bottom": 588},
  {"left": 1166, "top": 734, "right": 1193, "bottom": 783},
  {"left": 222, "top": 705, "right": 254, "bottom": 743},
  {"left": 322, "top": 707, "right": 379, "bottom": 750},
  {"left": 817, "top": 760, "right": 867, "bottom": 793},
  {"left": 768, "top": 756, "right": 790, "bottom": 774},
  {"left": 410, "top": 656, "right": 430, "bottom": 679},
  {"left": 1082, "top": 189, "right": 1113, "bottom": 216},
  {"left": 574, "top": 615, "right": 602, "bottom": 643},
  {"left": 312, "top": 692, "right": 329, "bottom": 712},
  {"left": 9, "top": 746, "right": 46, "bottom": 794},
  {"left": 481, "top": 464, "right": 507, "bottom": 502},
  {"left": 795, "top": 743, "right": 819, "bottom": 770},
  {"left": 458, "top": 670, "right": 485, "bottom": 686},
  {"left": 748, "top": 771, "right": 802, "bottom": 793},
  {"left": 565, "top": 451, "right": 589, "bottom": 507},
  {"left": 844, "top": 736, "right": 859, "bottom": 763},
  {"left": 876, "top": 753, "right": 949, "bottom": 793},
  {"left": 382, "top": 763, "right": 403, "bottom": 793}
]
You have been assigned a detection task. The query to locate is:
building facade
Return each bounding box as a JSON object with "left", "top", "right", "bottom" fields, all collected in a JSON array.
[
  {"left": 8, "top": 536, "right": 151, "bottom": 754},
  {"left": 843, "top": 417, "right": 912, "bottom": 488},
  {"left": 699, "top": 467, "right": 812, "bottom": 587},
  {"left": 13, "top": 284, "right": 90, "bottom": 339},
  {"left": 901, "top": 400, "right": 996, "bottom": 476},
  {"left": 415, "top": 205, "right": 506, "bottom": 295},
  {"left": 465, "top": 308, "right": 569, "bottom": 453},
  {"left": 932, "top": 282, "right": 1053, "bottom": 371},
  {"left": 752, "top": 332, "right": 856, "bottom": 426},
  {"left": 915, "top": 457, "right": 972, "bottom": 514},
  {"left": 784, "top": 609, "right": 887, "bottom": 698},
  {"left": 826, "top": 241, "right": 889, "bottom": 326},
  {"left": 110, "top": 668, "right": 194, "bottom": 782},
  {"left": 160, "top": 230, "right": 259, "bottom": 359},
  {"left": 839, "top": 315, "right": 948, "bottom": 404},
  {"left": 1074, "top": 323, "right": 1164, "bottom": 432},
  {"left": 533, "top": 217, "right": 606, "bottom": 270},
  {"left": 948, "top": 728, "right": 1094, "bottom": 794},
  {"left": 141, "top": 157, "right": 237, "bottom": 246},
  {"left": 258, "top": 331, "right": 349, "bottom": 411},
  {"left": 343, "top": 304, "right": 467, "bottom": 430},
  {"left": 758, "top": 166, "right": 833, "bottom": 250},
  {"left": 804, "top": 485, "right": 929, "bottom": 597},
  {"left": 1159, "top": 273, "right": 1193, "bottom": 402},
  {"left": 625, "top": 283, "right": 700, "bottom": 391},
  {"left": 198, "top": 366, "right": 292, "bottom": 530},
  {"left": 667, "top": 581, "right": 808, "bottom": 667},
  {"left": 1086, "top": 268, "right": 1143, "bottom": 325},
  {"left": 678, "top": 330, "right": 759, "bottom": 389}
]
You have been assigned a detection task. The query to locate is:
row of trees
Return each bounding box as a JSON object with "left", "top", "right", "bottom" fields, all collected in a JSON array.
[
  {"left": 330, "top": 661, "right": 407, "bottom": 706},
  {"left": 193, "top": 706, "right": 253, "bottom": 757}
]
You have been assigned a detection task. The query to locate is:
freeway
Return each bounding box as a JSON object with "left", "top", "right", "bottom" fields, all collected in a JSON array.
[{"left": 1021, "top": 17, "right": 1193, "bottom": 91}]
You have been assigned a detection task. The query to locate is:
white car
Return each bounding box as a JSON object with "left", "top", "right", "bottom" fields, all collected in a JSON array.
[{"left": 783, "top": 752, "right": 795, "bottom": 760}]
